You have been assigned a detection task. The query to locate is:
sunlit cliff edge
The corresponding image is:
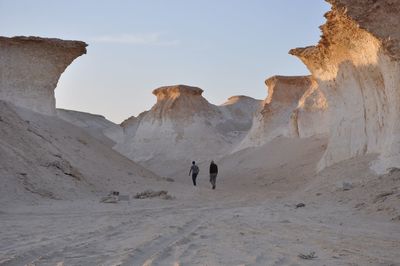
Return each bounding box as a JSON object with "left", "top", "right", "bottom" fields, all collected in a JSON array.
[{"left": 290, "top": 0, "right": 400, "bottom": 173}]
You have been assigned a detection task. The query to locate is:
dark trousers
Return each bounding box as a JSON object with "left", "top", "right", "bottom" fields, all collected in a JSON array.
[
  {"left": 210, "top": 173, "right": 217, "bottom": 189},
  {"left": 192, "top": 173, "right": 198, "bottom": 186}
]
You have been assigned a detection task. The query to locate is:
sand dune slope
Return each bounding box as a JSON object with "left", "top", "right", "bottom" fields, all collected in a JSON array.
[{"left": 0, "top": 101, "right": 160, "bottom": 206}]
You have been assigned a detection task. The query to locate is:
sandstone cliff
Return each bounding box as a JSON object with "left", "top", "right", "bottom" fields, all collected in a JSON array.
[
  {"left": 236, "top": 75, "right": 328, "bottom": 151},
  {"left": 290, "top": 0, "right": 400, "bottom": 173},
  {"left": 0, "top": 36, "right": 87, "bottom": 115}
]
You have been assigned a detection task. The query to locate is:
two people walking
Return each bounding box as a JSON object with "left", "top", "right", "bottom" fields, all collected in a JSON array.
[{"left": 189, "top": 160, "right": 218, "bottom": 189}]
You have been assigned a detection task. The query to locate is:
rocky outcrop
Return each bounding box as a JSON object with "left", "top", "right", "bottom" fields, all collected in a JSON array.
[
  {"left": 236, "top": 75, "right": 328, "bottom": 151},
  {"left": 115, "top": 85, "right": 261, "bottom": 176},
  {"left": 149, "top": 85, "right": 217, "bottom": 122},
  {"left": 290, "top": 0, "right": 400, "bottom": 173},
  {"left": 0, "top": 36, "right": 87, "bottom": 115}
]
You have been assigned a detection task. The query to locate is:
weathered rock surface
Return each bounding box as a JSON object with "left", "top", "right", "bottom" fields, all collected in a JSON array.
[
  {"left": 115, "top": 85, "right": 261, "bottom": 176},
  {"left": 0, "top": 36, "right": 87, "bottom": 115},
  {"left": 293, "top": 78, "right": 329, "bottom": 138},
  {"left": 290, "top": 0, "right": 400, "bottom": 173},
  {"left": 236, "top": 76, "right": 328, "bottom": 151},
  {"left": 150, "top": 85, "right": 213, "bottom": 121}
]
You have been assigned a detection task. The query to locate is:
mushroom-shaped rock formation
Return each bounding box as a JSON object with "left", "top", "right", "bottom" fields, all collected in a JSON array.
[
  {"left": 152, "top": 84, "right": 203, "bottom": 99},
  {"left": 290, "top": 0, "right": 400, "bottom": 173},
  {"left": 0, "top": 36, "right": 87, "bottom": 115},
  {"left": 115, "top": 85, "right": 261, "bottom": 176},
  {"left": 149, "top": 85, "right": 216, "bottom": 122}
]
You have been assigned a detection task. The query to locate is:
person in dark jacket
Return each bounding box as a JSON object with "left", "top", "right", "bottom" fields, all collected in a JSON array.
[
  {"left": 209, "top": 160, "right": 218, "bottom": 189},
  {"left": 189, "top": 161, "right": 199, "bottom": 186}
]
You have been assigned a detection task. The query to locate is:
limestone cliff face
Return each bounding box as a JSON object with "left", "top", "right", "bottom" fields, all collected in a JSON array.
[
  {"left": 115, "top": 85, "right": 260, "bottom": 176},
  {"left": 290, "top": 0, "right": 400, "bottom": 173},
  {"left": 0, "top": 36, "right": 87, "bottom": 115},
  {"left": 236, "top": 75, "right": 327, "bottom": 150}
]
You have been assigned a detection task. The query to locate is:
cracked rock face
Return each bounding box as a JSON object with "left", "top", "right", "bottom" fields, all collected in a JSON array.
[
  {"left": 290, "top": 0, "right": 400, "bottom": 173},
  {"left": 0, "top": 36, "right": 87, "bottom": 115}
]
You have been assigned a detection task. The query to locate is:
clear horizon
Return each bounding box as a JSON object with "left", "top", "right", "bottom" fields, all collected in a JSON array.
[{"left": 0, "top": 0, "right": 330, "bottom": 123}]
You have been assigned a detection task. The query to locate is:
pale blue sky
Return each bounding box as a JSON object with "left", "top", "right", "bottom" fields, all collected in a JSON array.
[{"left": 0, "top": 1, "right": 330, "bottom": 123}]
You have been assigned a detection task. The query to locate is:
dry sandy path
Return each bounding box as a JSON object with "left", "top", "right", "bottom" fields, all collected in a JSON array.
[{"left": 1, "top": 189, "right": 399, "bottom": 266}]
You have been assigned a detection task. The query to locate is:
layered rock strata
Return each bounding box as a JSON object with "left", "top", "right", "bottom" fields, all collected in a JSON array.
[
  {"left": 0, "top": 36, "right": 87, "bottom": 115},
  {"left": 290, "top": 0, "right": 400, "bottom": 173}
]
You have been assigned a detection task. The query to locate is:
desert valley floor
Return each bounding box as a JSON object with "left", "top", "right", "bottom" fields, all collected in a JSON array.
[{"left": 1, "top": 137, "right": 399, "bottom": 266}]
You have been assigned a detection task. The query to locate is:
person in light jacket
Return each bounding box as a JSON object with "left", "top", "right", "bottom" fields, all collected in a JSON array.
[{"left": 189, "top": 161, "right": 199, "bottom": 186}]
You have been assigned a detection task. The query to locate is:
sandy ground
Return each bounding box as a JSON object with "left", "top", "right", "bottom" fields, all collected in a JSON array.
[
  {"left": 1, "top": 137, "right": 399, "bottom": 265},
  {"left": 1, "top": 189, "right": 399, "bottom": 265}
]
